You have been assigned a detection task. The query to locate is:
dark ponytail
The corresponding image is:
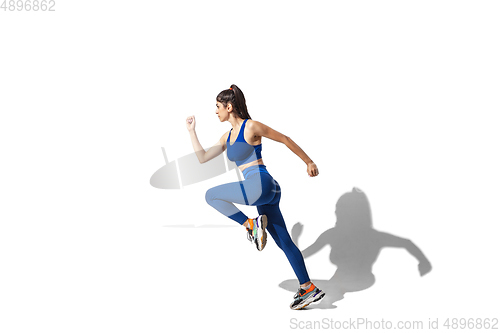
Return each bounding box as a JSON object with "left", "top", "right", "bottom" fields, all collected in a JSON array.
[{"left": 216, "top": 84, "right": 251, "bottom": 119}]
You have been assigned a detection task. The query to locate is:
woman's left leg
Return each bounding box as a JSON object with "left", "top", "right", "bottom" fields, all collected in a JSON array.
[
  {"left": 255, "top": 177, "right": 311, "bottom": 285},
  {"left": 258, "top": 204, "right": 311, "bottom": 285}
]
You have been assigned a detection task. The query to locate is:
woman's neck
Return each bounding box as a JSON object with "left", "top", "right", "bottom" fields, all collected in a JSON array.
[{"left": 229, "top": 116, "right": 244, "bottom": 130}]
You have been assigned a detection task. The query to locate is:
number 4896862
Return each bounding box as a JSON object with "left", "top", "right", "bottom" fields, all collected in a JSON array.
[{"left": 1, "top": 0, "right": 56, "bottom": 11}]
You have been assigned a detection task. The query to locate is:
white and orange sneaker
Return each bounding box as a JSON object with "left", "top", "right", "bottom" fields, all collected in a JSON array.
[
  {"left": 245, "top": 215, "right": 268, "bottom": 251},
  {"left": 290, "top": 282, "right": 325, "bottom": 310}
]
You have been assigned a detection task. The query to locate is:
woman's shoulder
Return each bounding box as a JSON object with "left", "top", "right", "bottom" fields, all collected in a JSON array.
[
  {"left": 246, "top": 118, "right": 267, "bottom": 132},
  {"left": 219, "top": 130, "right": 231, "bottom": 146},
  {"left": 246, "top": 118, "right": 263, "bottom": 128}
]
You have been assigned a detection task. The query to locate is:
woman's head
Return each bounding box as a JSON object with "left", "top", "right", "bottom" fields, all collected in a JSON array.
[{"left": 216, "top": 84, "right": 251, "bottom": 121}]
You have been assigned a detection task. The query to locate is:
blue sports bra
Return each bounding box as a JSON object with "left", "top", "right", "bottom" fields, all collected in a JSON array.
[{"left": 226, "top": 118, "right": 263, "bottom": 167}]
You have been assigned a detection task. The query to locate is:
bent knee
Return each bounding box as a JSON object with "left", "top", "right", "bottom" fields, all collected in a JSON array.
[{"left": 205, "top": 188, "right": 216, "bottom": 205}]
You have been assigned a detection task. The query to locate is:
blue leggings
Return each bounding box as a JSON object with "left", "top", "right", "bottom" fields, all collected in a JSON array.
[{"left": 205, "top": 165, "right": 310, "bottom": 284}]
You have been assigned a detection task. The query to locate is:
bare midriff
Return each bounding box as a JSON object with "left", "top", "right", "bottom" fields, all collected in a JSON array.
[{"left": 239, "top": 158, "right": 265, "bottom": 173}]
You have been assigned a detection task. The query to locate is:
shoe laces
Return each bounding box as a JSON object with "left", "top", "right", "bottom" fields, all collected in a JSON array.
[
  {"left": 246, "top": 228, "right": 254, "bottom": 243},
  {"left": 293, "top": 288, "right": 306, "bottom": 299}
]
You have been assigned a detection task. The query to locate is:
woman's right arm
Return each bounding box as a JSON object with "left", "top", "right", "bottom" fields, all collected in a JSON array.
[{"left": 186, "top": 115, "right": 227, "bottom": 164}]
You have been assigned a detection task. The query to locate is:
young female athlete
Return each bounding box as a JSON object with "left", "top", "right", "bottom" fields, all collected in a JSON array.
[{"left": 185, "top": 84, "right": 325, "bottom": 310}]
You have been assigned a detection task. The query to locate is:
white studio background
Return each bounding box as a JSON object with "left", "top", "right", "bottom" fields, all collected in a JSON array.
[{"left": 1, "top": 1, "right": 499, "bottom": 332}]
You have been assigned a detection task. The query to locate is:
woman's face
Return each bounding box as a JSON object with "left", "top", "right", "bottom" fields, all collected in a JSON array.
[{"left": 215, "top": 100, "right": 232, "bottom": 122}]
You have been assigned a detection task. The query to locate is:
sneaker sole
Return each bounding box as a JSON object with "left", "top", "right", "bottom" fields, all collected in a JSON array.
[
  {"left": 256, "top": 214, "right": 268, "bottom": 251},
  {"left": 291, "top": 289, "right": 326, "bottom": 310}
]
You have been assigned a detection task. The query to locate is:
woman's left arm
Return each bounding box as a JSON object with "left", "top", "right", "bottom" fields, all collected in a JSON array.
[{"left": 249, "top": 120, "right": 319, "bottom": 177}]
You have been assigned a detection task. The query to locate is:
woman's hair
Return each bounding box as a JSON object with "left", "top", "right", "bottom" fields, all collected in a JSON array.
[{"left": 216, "top": 84, "right": 251, "bottom": 119}]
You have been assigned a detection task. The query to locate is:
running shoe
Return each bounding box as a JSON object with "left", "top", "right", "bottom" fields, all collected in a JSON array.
[
  {"left": 246, "top": 227, "right": 254, "bottom": 244},
  {"left": 290, "top": 283, "right": 325, "bottom": 310},
  {"left": 245, "top": 215, "right": 268, "bottom": 251}
]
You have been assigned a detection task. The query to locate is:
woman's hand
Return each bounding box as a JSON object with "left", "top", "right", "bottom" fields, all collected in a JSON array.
[
  {"left": 307, "top": 161, "right": 319, "bottom": 177},
  {"left": 186, "top": 115, "right": 196, "bottom": 132}
]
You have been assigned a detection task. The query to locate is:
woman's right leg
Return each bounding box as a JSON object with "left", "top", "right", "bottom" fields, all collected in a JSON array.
[
  {"left": 205, "top": 175, "right": 275, "bottom": 225},
  {"left": 205, "top": 181, "right": 250, "bottom": 224}
]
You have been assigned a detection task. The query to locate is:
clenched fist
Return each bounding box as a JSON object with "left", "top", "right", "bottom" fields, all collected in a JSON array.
[{"left": 186, "top": 115, "right": 196, "bottom": 132}]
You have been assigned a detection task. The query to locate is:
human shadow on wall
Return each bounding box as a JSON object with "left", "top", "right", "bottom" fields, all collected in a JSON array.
[{"left": 279, "top": 187, "right": 432, "bottom": 309}]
